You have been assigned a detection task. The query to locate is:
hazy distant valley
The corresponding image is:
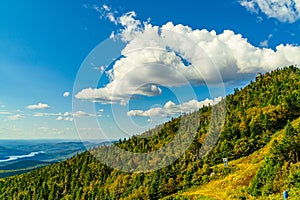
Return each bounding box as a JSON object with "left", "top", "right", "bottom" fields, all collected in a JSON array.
[{"left": 0, "top": 140, "right": 114, "bottom": 178}]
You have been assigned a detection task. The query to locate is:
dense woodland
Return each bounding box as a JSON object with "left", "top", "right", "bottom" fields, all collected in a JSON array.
[{"left": 0, "top": 66, "right": 300, "bottom": 199}]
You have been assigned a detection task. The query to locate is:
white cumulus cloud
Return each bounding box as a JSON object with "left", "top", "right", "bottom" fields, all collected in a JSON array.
[
  {"left": 56, "top": 114, "right": 73, "bottom": 121},
  {"left": 56, "top": 116, "right": 64, "bottom": 121},
  {"left": 102, "top": 4, "right": 111, "bottom": 11},
  {"left": 127, "top": 97, "right": 222, "bottom": 118},
  {"left": 63, "top": 92, "right": 70, "bottom": 97},
  {"left": 240, "top": 0, "right": 300, "bottom": 23},
  {"left": 26, "top": 103, "right": 50, "bottom": 110},
  {"left": 76, "top": 11, "right": 300, "bottom": 105}
]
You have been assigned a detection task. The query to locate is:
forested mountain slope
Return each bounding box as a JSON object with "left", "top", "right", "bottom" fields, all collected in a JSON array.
[
  {"left": 166, "top": 117, "right": 300, "bottom": 199},
  {"left": 0, "top": 66, "right": 300, "bottom": 200}
]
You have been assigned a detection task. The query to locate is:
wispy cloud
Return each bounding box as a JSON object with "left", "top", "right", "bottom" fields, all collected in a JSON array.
[
  {"left": 93, "top": 65, "right": 106, "bottom": 72},
  {"left": 98, "top": 109, "right": 104, "bottom": 116},
  {"left": 8, "top": 114, "right": 24, "bottom": 121},
  {"left": 33, "top": 112, "right": 59, "bottom": 117},
  {"left": 72, "top": 111, "right": 96, "bottom": 117},
  {"left": 0, "top": 111, "right": 11, "bottom": 115},
  {"left": 240, "top": 0, "right": 300, "bottom": 23},
  {"left": 56, "top": 110, "right": 98, "bottom": 121},
  {"left": 260, "top": 34, "right": 273, "bottom": 47},
  {"left": 33, "top": 110, "right": 97, "bottom": 121},
  {"left": 26, "top": 103, "right": 50, "bottom": 110},
  {"left": 102, "top": 4, "right": 111, "bottom": 11},
  {"left": 240, "top": 0, "right": 259, "bottom": 13},
  {"left": 92, "top": 4, "right": 118, "bottom": 24}
]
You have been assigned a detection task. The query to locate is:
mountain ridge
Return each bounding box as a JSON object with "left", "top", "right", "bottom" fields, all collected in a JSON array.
[{"left": 0, "top": 66, "right": 300, "bottom": 199}]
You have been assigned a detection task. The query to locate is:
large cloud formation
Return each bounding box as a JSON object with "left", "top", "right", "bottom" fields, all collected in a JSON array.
[
  {"left": 76, "top": 10, "right": 300, "bottom": 105},
  {"left": 240, "top": 0, "right": 300, "bottom": 23}
]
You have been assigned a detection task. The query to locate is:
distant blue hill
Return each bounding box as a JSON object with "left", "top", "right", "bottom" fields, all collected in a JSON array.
[{"left": 0, "top": 140, "right": 115, "bottom": 178}]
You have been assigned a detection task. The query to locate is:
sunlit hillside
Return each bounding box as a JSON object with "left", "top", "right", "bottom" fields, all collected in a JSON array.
[{"left": 0, "top": 66, "right": 300, "bottom": 199}]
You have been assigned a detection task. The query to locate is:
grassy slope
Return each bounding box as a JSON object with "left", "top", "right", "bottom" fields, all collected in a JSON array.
[{"left": 166, "top": 117, "right": 300, "bottom": 200}]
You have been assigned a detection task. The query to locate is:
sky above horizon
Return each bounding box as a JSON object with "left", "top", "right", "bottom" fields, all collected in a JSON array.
[{"left": 1, "top": 0, "right": 300, "bottom": 140}]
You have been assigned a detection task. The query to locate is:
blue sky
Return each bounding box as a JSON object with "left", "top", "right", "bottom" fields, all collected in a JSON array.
[{"left": 1, "top": 0, "right": 300, "bottom": 140}]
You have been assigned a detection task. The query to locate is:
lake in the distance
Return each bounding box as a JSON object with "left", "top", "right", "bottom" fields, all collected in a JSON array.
[{"left": 0, "top": 139, "right": 114, "bottom": 178}]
